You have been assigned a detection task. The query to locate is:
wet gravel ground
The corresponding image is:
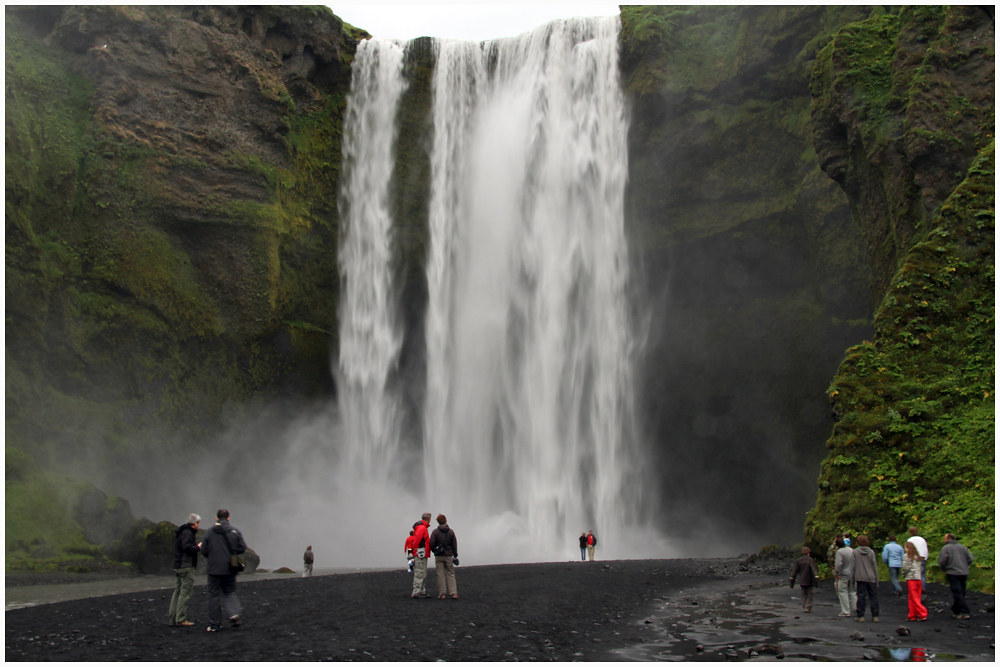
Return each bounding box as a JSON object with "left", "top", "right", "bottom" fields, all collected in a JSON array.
[{"left": 5, "top": 558, "right": 994, "bottom": 662}]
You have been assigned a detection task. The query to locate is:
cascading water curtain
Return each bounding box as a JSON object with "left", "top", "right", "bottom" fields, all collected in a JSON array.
[
  {"left": 424, "top": 16, "right": 644, "bottom": 559},
  {"left": 337, "top": 37, "right": 408, "bottom": 483}
]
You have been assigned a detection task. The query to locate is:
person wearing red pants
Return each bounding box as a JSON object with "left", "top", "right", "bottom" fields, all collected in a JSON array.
[{"left": 901, "top": 541, "right": 927, "bottom": 621}]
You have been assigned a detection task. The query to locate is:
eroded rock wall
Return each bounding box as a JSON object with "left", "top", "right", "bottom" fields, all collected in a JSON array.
[
  {"left": 805, "top": 6, "right": 994, "bottom": 574},
  {"left": 619, "top": 6, "right": 875, "bottom": 545},
  {"left": 6, "top": 6, "right": 362, "bottom": 489}
]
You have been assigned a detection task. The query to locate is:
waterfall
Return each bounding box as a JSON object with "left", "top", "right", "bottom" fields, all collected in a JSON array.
[
  {"left": 337, "top": 37, "right": 408, "bottom": 483},
  {"left": 424, "top": 16, "right": 644, "bottom": 560}
]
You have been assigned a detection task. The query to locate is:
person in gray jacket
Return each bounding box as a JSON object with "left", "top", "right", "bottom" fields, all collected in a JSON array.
[
  {"left": 200, "top": 509, "right": 247, "bottom": 632},
  {"left": 853, "top": 535, "right": 879, "bottom": 622},
  {"left": 938, "top": 533, "right": 974, "bottom": 619},
  {"left": 834, "top": 537, "right": 857, "bottom": 617}
]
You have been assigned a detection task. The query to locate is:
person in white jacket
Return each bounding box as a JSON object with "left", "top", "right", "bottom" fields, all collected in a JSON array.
[{"left": 905, "top": 526, "right": 929, "bottom": 586}]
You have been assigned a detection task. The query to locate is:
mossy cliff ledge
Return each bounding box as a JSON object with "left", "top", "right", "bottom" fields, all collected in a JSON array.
[
  {"left": 6, "top": 6, "right": 364, "bottom": 505},
  {"left": 804, "top": 6, "right": 994, "bottom": 585}
]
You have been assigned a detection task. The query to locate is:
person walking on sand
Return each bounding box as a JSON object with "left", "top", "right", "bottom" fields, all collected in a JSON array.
[
  {"left": 587, "top": 530, "right": 597, "bottom": 561},
  {"left": 854, "top": 536, "right": 880, "bottom": 622},
  {"left": 789, "top": 546, "right": 819, "bottom": 612},
  {"left": 938, "top": 533, "right": 974, "bottom": 619},
  {"left": 200, "top": 509, "right": 247, "bottom": 632},
  {"left": 834, "top": 536, "right": 857, "bottom": 617},
  {"left": 906, "top": 526, "right": 929, "bottom": 587},
  {"left": 881, "top": 535, "right": 905, "bottom": 596},
  {"left": 169, "top": 513, "right": 201, "bottom": 627},
  {"left": 429, "top": 514, "right": 459, "bottom": 599},
  {"left": 411, "top": 513, "right": 431, "bottom": 599},
  {"left": 901, "top": 541, "right": 927, "bottom": 621},
  {"left": 579, "top": 533, "right": 588, "bottom": 561},
  {"left": 303, "top": 546, "right": 314, "bottom": 577}
]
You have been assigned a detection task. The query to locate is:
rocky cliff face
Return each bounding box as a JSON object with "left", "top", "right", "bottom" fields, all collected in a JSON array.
[
  {"left": 5, "top": 6, "right": 993, "bottom": 570},
  {"left": 804, "top": 6, "right": 994, "bottom": 576},
  {"left": 6, "top": 6, "right": 361, "bottom": 486},
  {"left": 619, "top": 6, "right": 875, "bottom": 544}
]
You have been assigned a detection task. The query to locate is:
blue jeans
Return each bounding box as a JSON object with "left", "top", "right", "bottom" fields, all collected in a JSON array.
[
  {"left": 580, "top": 547, "right": 586, "bottom": 561},
  {"left": 888, "top": 566, "right": 902, "bottom": 593}
]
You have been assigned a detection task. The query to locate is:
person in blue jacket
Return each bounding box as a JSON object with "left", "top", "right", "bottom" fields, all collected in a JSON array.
[{"left": 881, "top": 535, "right": 905, "bottom": 596}]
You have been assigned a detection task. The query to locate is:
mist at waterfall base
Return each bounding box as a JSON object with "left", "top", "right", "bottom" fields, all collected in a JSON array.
[{"left": 102, "top": 16, "right": 815, "bottom": 570}]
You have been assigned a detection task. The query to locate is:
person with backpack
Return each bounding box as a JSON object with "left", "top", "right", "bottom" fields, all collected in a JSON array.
[
  {"left": 428, "top": 514, "right": 459, "bottom": 599},
  {"left": 587, "top": 530, "right": 597, "bottom": 561},
  {"left": 200, "top": 509, "right": 247, "bottom": 632},
  {"left": 410, "top": 513, "right": 431, "bottom": 599}
]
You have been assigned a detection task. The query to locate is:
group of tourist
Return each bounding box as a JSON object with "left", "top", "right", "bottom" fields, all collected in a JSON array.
[
  {"left": 578, "top": 531, "right": 598, "bottom": 561},
  {"left": 168, "top": 509, "right": 247, "bottom": 632},
  {"left": 405, "top": 512, "right": 460, "bottom": 599},
  {"left": 790, "top": 526, "right": 975, "bottom": 623}
]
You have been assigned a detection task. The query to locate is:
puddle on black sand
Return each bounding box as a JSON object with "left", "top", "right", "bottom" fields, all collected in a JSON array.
[{"left": 880, "top": 646, "right": 964, "bottom": 662}]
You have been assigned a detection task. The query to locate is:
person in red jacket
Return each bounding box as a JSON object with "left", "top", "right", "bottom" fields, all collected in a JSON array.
[
  {"left": 404, "top": 526, "right": 418, "bottom": 573},
  {"left": 411, "top": 513, "right": 431, "bottom": 598}
]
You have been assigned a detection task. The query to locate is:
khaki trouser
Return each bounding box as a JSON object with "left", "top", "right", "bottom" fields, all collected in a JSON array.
[
  {"left": 411, "top": 557, "right": 428, "bottom": 597},
  {"left": 836, "top": 576, "right": 857, "bottom": 615},
  {"left": 436, "top": 556, "right": 457, "bottom": 596},
  {"left": 587, "top": 545, "right": 595, "bottom": 561},
  {"left": 169, "top": 567, "right": 195, "bottom": 624}
]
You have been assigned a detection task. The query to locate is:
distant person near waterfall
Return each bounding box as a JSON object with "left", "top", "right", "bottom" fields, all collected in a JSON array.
[
  {"left": 411, "top": 513, "right": 431, "bottom": 598},
  {"left": 303, "top": 546, "right": 314, "bottom": 577},
  {"left": 587, "top": 531, "right": 597, "bottom": 561},
  {"left": 200, "top": 509, "right": 247, "bottom": 632},
  {"left": 168, "top": 513, "right": 201, "bottom": 627},
  {"left": 429, "top": 514, "right": 459, "bottom": 599},
  {"left": 405, "top": 526, "right": 418, "bottom": 573},
  {"left": 579, "top": 533, "right": 588, "bottom": 561}
]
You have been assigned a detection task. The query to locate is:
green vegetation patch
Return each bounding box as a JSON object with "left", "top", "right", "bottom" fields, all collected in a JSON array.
[{"left": 805, "top": 143, "right": 995, "bottom": 587}]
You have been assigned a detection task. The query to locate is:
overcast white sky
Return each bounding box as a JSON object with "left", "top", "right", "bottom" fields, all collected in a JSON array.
[{"left": 328, "top": 3, "right": 623, "bottom": 41}]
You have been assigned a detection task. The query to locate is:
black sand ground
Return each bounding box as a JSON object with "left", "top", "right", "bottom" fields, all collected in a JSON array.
[{"left": 5, "top": 559, "right": 995, "bottom": 661}]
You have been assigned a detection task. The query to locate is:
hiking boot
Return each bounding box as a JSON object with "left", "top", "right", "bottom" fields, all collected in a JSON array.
[{"left": 178, "top": 621, "right": 195, "bottom": 627}]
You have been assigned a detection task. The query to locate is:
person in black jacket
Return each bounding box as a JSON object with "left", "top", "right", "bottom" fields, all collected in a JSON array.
[
  {"left": 428, "top": 514, "right": 459, "bottom": 599},
  {"left": 579, "top": 533, "right": 588, "bottom": 561},
  {"left": 789, "top": 546, "right": 820, "bottom": 612},
  {"left": 199, "top": 509, "right": 247, "bottom": 632},
  {"left": 168, "top": 513, "right": 201, "bottom": 627}
]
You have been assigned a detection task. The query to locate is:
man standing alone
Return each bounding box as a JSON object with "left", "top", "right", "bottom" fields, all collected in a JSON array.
[
  {"left": 411, "top": 513, "right": 431, "bottom": 599},
  {"left": 938, "top": 533, "right": 975, "bottom": 619},
  {"left": 303, "top": 546, "right": 314, "bottom": 577},
  {"left": 169, "top": 513, "right": 201, "bottom": 627},
  {"left": 200, "top": 509, "right": 247, "bottom": 632}
]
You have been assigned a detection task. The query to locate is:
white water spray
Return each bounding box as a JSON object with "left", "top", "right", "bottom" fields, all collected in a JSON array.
[
  {"left": 337, "top": 38, "right": 408, "bottom": 483},
  {"left": 424, "top": 17, "right": 654, "bottom": 562}
]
